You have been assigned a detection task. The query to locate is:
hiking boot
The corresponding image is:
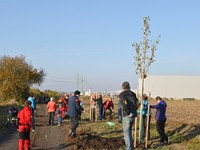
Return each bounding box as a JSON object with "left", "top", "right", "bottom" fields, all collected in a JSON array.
[
  {"left": 70, "top": 132, "right": 76, "bottom": 138},
  {"left": 68, "top": 130, "right": 72, "bottom": 137},
  {"left": 159, "top": 142, "right": 164, "bottom": 146},
  {"left": 164, "top": 139, "right": 169, "bottom": 144}
]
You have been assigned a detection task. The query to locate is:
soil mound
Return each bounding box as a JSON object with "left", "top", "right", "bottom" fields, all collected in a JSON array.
[{"left": 74, "top": 132, "right": 125, "bottom": 150}]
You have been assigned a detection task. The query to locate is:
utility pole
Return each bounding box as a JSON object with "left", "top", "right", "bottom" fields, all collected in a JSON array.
[
  {"left": 77, "top": 73, "right": 79, "bottom": 90},
  {"left": 81, "top": 77, "right": 84, "bottom": 92}
]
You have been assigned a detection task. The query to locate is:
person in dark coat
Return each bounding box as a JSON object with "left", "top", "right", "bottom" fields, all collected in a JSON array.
[
  {"left": 119, "top": 81, "right": 139, "bottom": 150},
  {"left": 67, "top": 90, "right": 83, "bottom": 137},
  {"left": 93, "top": 94, "right": 103, "bottom": 120}
]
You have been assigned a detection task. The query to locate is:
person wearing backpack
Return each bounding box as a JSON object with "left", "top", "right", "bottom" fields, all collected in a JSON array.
[{"left": 119, "top": 81, "right": 139, "bottom": 150}]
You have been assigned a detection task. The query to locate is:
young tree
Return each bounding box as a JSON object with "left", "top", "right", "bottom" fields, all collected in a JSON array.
[
  {"left": 132, "top": 16, "right": 160, "bottom": 143},
  {"left": 133, "top": 16, "right": 160, "bottom": 96},
  {"left": 0, "top": 55, "right": 45, "bottom": 101}
]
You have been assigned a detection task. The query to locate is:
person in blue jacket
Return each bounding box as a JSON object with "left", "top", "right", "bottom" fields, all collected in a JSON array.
[
  {"left": 150, "top": 96, "right": 168, "bottom": 144},
  {"left": 67, "top": 90, "right": 83, "bottom": 138},
  {"left": 28, "top": 95, "right": 36, "bottom": 131},
  {"left": 141, "top": 94, "right": 152, "bottom": 139}
]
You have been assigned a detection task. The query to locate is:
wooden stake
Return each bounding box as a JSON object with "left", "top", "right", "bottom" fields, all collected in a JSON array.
[
  {"left": 134, "top": 116, "right": 138, "bottom": 148},
  {"left": 95, "top": 92, "right": 98, "bottom": 121},
  {"left": 90, "top": 95, "right": 94, "bottom": 121},
  {"left": 90, "top": 96, "right": 92, "bottom": 121},
  {"left": 145, "top": 103, "right": 150, "bottom": 148}
]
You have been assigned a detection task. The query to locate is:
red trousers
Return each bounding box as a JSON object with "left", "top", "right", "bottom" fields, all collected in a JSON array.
[{"left": 18, "top": 139, "right": 30, "bottom": 150}]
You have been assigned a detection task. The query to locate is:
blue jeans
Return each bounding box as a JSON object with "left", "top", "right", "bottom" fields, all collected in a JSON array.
[
  {"left": 58, "top": 116, "right": 62, "bottom": 124},
  {"left": 98, "top": 105, "right": 103, "bottom": 120},
  {"left": 123, "top": 116, "right": 135, "bottom": 150},
  {"left": 31, "top": 107, "right": 35, "bottom": 130},
  {"left": 118, "top": 108, "right": 122, "bottom": 122}
]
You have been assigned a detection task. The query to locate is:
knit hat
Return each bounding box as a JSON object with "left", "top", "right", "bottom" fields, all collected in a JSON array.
[{"left": 50, "top": 97, "right": 55, "bottom": 101}]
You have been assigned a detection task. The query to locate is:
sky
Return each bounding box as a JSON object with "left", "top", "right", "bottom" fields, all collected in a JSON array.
[{"left": 0, "top": 0, "right": 200, "bottom": 92}]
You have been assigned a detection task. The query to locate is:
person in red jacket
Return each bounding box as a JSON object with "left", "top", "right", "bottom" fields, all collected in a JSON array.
[
  {"left": 64, "top": 94, "right": 69, "bottom": 112},
  {"left": 46, "top": 97, "right": 57, "bottom": 126},
  {"left": 103, "top": 98, "right": 114, "bottom": 120},
  {"left": 17, "top": 100, "right": 32, "bottom": 150}
]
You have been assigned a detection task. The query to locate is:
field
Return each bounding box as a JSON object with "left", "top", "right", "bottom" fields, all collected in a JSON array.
[{"left": 62, "top": 98, "right": 200, "bottom": 149}]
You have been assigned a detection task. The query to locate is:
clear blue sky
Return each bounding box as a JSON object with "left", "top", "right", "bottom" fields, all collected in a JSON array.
[{"left": 1, "top": 0, "right": 200, "bottom": 92}]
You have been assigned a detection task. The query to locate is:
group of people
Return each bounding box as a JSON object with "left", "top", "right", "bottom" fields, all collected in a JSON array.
[
  {"left": 118, "top": 81, "right": 168, "bottom": 150},
  {"left": 92, "top": 94, "right": 114, "bottom": 120},
  {"left": 46, "top": 91, "right": 84, "bottom": 138},
  {"left": 16, "top": 92, "right": 80, "bottom": 149},
  {"left": 46, "top": 94, "right": 70, "bottom": 126},
  {"left": 16, "top": 81, "right": 168, "bottom": 150}
]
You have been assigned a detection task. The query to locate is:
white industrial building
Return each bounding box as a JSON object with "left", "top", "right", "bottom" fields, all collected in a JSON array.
[{"left": 138, "top": 75, "right": 200, "bottom": 99}]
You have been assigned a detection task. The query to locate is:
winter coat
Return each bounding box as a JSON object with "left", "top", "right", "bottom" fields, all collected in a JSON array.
[{"left": 17, "top": 106, "right": 32, "bottom": 132}]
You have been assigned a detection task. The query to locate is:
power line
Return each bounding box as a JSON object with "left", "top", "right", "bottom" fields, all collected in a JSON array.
[{"left": 45, "top": 78, "right": 76, "bottom": 83}]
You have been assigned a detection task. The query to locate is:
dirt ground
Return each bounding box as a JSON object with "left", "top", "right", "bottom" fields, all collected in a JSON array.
[
  {"left": 0, "top": 104, "right": 71, "bottom": 150},
  {"left": 31, "top": 104, "right": 70, "bottom": 150},
  {"left": 0, "top": 104, "right": 125, "bottom": 150},
  {"left": 0, "top": 127, "right": 19, "bottom": 150}
]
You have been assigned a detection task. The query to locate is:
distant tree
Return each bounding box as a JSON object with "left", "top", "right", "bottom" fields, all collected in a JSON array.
[
  {"left": 29, "top": 88, "right": 42, "bottom": 98},
  {"left": 132, "top": 16, "right": 160, "bottom": 97},
  {"left": 0, "top": 55, "right": 45, "bottom": 101},
  {"left": 44, "top": 90, "right": 61, "bottom": 100}
]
